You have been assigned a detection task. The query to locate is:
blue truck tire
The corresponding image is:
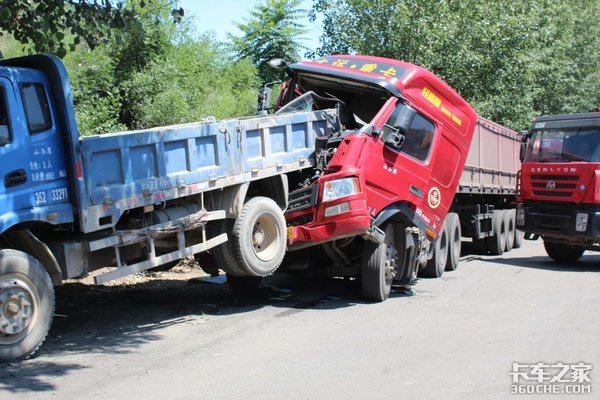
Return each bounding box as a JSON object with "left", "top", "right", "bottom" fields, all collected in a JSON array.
[
  {"left": 0, "top": 249, "right": 55, "bottom": 363},
  {"left": 230, "top": 197, "right": 287, "bottom": 277}
]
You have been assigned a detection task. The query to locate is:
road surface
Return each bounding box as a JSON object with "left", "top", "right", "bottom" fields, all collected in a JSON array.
[{"left": 1, "top": 239, "right": 598, "bottom": 399}]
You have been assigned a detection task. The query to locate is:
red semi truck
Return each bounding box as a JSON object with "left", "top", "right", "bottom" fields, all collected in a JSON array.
[
  {"left": 517, "top": 112, "right": 600, "bottom": 262},
  {"left": 269, "top": 55, "right": 522, "bottom": 301}
]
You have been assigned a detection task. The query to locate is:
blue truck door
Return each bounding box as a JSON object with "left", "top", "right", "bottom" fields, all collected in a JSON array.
[{"left": 0, "top": 72, "right": 71, "bottom": 232}]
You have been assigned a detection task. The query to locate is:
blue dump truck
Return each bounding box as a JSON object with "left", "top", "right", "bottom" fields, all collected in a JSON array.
[{"left": 0, "top": 55, "right": 336, "bottom": 363}]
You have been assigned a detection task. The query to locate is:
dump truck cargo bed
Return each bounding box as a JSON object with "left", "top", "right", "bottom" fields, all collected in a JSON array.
[{"left": 76, "top": 110, "right": 335, "bottom": 233}]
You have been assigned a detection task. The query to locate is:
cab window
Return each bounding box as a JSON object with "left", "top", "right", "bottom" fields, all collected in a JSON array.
[
  {"left": 385, "top": 103, "right": 435, "bottom": 161},
  {"left": 20, "top": 83, "right": 52, "bottom": 134},
  {"left": 0, "top": 87, "right": 10, "bottom": 145}
]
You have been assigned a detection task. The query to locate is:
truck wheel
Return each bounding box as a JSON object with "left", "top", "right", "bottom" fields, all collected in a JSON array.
[
  {"left": 543, "top": 240, "right": 585, "bottom": 263},
  {"left": 513, "top": 229, "right": 524, "bottom": 249},
  {"left": 504, "top": 209, "right": 515, "bottom": 252},
  {"left": 230, "top": 197, "right": 287, "bottom": 277},
  {"left": 226, "top": 274, "right": 262, "bottom": 296},
  {"left": 361, "top": 223, "right": 396, "bottom": 302},
  {"left": 209, "top": 219, "right": 246, "bottom": 276},
  {"left": 421, "top": 219, "right": 448, "bottom": 278},
  {"left": 393, "top": 225, "right": 415, "bottom": 287},
  {"left": 0, "top": 249, "right": 54, "bottom": 363},
  {"left": 486, "top": 210, "right": 506, "bottom": 256},
  {"left": 445, "top": 213, "right": 461, "bottom": 271}
]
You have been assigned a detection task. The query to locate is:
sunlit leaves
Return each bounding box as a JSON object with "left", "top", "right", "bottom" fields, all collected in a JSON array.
[{"left": 228, "top": 0, "right": 308, "bottom": 82}]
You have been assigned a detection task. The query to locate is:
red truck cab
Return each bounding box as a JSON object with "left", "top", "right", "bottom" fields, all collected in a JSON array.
[
  {"left": 517, "top": 112, "right": 600, "bottom": 262},
  {"left": 277, "top": 55, "right": 478, "bottom": 300}
]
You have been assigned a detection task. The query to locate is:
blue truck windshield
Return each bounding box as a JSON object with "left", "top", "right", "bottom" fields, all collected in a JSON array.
[{"left": 526, "top": 127, "right": 600, "bottom": 163}]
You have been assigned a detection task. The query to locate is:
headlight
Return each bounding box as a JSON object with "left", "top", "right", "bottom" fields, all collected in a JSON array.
[
  {"left": 575, "top": 213, "right": 588, "bottom": 232},
  {"left": 322, "top": 177, "right": 360, "bottom": 203},
  {"left": 516, "top": 206, "right": 525, "bottom": 226}
]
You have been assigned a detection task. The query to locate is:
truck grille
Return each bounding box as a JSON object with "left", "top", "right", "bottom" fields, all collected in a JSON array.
[
  {"left": 530, "top": 174, "right": 578, "bottom": 197},
  {"left": 287, "top": 185, "right": 319, "bottom": 213}
]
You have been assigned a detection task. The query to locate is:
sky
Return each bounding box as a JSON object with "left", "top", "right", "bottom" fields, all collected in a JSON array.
[{"left": 177, "top": 0, "right": 322, "bottom": 54}]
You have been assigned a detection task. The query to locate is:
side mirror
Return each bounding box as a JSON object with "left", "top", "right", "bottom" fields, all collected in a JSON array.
[
  {"left": 268, "top": 58, "right": 293, "bottom": 76},
  {"left": 268, "top": 58, "right": 287, "bottom": 69},
  {"left": 519, "top": 142, "right": 527, "bottom": 162},
  {"left": 381, "top": 125, "right": 405, "bottom": 152}
]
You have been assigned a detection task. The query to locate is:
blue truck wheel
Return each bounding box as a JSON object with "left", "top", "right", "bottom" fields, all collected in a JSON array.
[
  {"left": 0, "top": 249, "right": 55, "bottom": 363},
  {"left": 229, "top": 197, "right": 287, "bottom": 277}
]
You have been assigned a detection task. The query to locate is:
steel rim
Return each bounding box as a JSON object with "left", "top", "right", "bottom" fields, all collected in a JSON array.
[
  {"left": 383, "top": 225, "right": 397, "bottom": 286},
  {"left": 251, "top": 213, "right": 280, "bottom": 262},
  {"left": 0, "top": 274, "right": 38, "bottom": 345}
]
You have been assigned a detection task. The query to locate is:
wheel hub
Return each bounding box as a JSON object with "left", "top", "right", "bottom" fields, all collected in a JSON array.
[
  {"left": 384, "top": 246, "right": 397, "bottom": 282},
  {"left": 0, "top": 280, "right": 34, "bottom": 336},
  {"left": 251, "top": 215, "right": 279, "bottom": 262},
  {"left": 253, "top": 226, "right": 266, "bottom": 247}
]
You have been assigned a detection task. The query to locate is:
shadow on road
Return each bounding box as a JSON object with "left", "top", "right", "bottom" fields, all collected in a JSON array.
[
  {"left": 474, "top": 254, "right": 600, "bottom": 272},
  {"left": 0, "top": 272, "right": 413, "bottom": 393}
]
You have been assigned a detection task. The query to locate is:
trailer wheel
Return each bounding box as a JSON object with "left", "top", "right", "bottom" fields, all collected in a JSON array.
[
  {"left": 0, "top": 249, "right": 54, "bottom": 364},
  {"left": 361, "top": 223, "right": 396, "bottom": 302},
  {"left": 421, "top": 219, "right": 448, "bottom": 278},
  {"left": 445, "top": 213, "right": 461, "bottom": 271},
  {"left": 230, "top": 197, "right": 287, "bottom": 277},
  {"left": 543, "top": 240, "right": 585, "bottom": 263},
  {"left": 504, "top": 209, "right": 515, "bottom": 252},
  {"left": 226, "top": 274, "right": 262, "bottom": 296},
  {"left": 486, "top": 210, "right": 506, "bottom": 256},
  {"left": 513, "top": 229, "right": 524, "bottom": 249}
]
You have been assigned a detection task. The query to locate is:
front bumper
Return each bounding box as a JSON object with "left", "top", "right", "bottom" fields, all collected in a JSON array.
[
  {"left": 518, "top": 201, "right": 600, "bottom": 244},
  {"left": 287, "top": 213, "right": 372, "bottom": 249}
]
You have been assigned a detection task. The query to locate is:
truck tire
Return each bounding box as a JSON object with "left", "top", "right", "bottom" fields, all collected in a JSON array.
[
  {"left": 421, "top": 219, "right": 448, "bottom": 278},
  {"left": 504, "top": 209, "right": 516, "bottom": 252},
  {"left": 445, "top": 213, "right": 461, "bottom": 271},
  {"left": 486, "top": 210, "right": 506, "bottom": 256},
  {"left": 513, "top": 229, "right": 524, "bottom": 249},
  {"left": 361, "top": 223, "right": 396, "bottom": 302},
  {"left": 230, "top": 197, "right": 287, "bottom": 277},
  {"left": 209, "top": 219, "right": 246, "bottom": 276},
  {"left": 0, "top": 249, "right": 54, "bottom": 363},
  {"left": 393, "top": 226, "right": 416, "bottom": 287},
  {"left": 543, "top": 240, "right": 585, "bottom": 263}
]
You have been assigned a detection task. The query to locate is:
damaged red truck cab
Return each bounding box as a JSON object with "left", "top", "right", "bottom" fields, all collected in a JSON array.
[{"left": 279, "top": 55, "right": 478, "bottom": 300}]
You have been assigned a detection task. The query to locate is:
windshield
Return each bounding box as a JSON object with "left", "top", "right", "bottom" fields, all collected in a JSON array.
[
  {"left": 525, "top": 127, "right": 600, "bottom": 162},
  {"left": 275, "top": 91, "right": 315, "bottom": 114}
]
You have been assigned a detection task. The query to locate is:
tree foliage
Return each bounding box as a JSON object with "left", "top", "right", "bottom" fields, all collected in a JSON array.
[
  {"left": 59, "top": 0, "right": 258, "bottom": 135},
  {"left": 0, "top": 0, "right": 184, "bottom": 58},
  {"left": 311, "top": 0, "right": 600, "bottom": 129},
  {"left": 229, "top": 0, "right": 308, "bottom": 82}
]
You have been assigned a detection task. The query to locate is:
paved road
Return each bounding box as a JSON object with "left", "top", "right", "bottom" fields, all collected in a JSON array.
[{"left": 1, "top": 239, "right": 599, "bottom": 399}]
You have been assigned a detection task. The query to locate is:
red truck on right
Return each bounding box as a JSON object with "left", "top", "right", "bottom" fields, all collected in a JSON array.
[{"left": 517, "top": 111, "right": 600, "bottom": 262}]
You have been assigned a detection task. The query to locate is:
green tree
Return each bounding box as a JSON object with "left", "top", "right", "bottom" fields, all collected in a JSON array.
[
  {"left": 310, "top": 0, "right": 600, "bottom": 129},
  {"left": 0, "top": 0, "right": 183, "bottom": 58},
  {"left": 229, "top": 0, "right": 308, "bottom": 82},
  {"left": 62, "top": 0, "right": 258, "bottom": 135}
]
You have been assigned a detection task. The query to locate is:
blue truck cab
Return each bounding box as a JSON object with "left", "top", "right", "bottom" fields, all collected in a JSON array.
[
  {"left": 0, "top": 56, "right": 75, "bottom": 232},
  {"left": 0, "top": 55, "right": 336, "bottom": 363}
]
